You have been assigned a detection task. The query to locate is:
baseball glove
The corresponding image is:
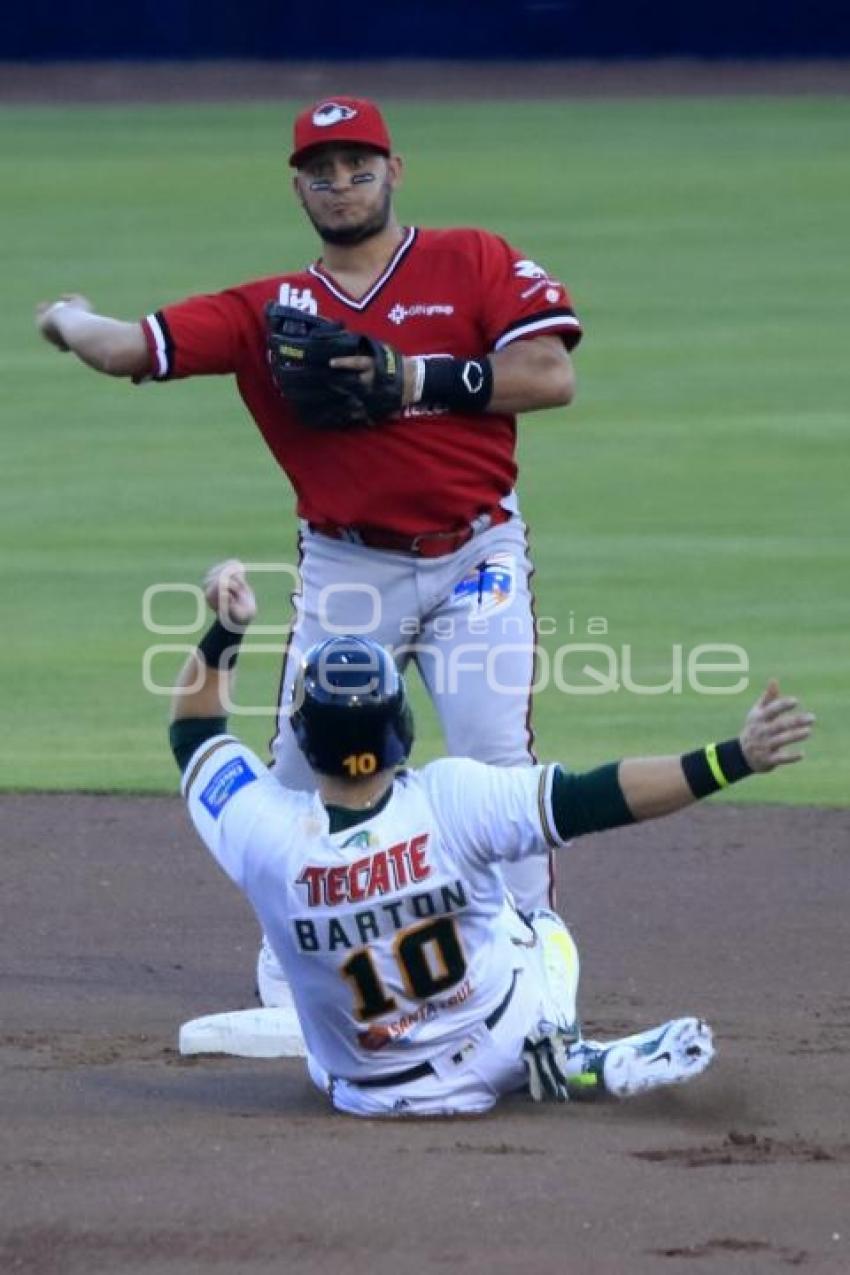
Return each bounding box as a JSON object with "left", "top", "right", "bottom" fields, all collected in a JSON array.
[{"left": 266, "top": 303, "right": 405, "bottom": 430}]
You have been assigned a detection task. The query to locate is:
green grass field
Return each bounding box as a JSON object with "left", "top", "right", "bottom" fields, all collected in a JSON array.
[{"left": 2, "top": 95, "right": 847, "bottom": 800}]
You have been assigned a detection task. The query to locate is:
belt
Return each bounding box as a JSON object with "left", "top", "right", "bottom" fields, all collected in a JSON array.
[
  {"left": 350, "top": 970, "right": 520, "bottom": 1089},
  {"left": 308, "top": 505, "right": 511, "bottom": 559}
]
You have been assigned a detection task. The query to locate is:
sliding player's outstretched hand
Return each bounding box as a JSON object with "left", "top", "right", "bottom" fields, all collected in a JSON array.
[{"left": 740, "top": 680, "right": 815, "bottom": 772}]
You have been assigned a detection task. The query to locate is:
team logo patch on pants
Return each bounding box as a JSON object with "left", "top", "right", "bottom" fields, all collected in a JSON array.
[{"left": 452, "top": 554, "right": 516, "bottom": 615}]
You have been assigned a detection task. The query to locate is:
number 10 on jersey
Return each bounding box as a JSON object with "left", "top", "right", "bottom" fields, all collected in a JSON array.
[{"left": 341, "top": 917, "right": 467, "bottom": 1021}]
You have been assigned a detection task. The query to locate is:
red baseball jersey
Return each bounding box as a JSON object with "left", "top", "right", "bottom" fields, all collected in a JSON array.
[{"left": 141, "top": 227, "right": 582, "bottom": 536}]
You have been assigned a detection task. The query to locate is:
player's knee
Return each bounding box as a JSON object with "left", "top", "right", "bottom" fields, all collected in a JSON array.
[{"left": 529, "top": 909, "right": 581, "bottom": 1027}]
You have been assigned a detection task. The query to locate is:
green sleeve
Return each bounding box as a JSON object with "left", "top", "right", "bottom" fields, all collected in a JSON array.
[
  {"left": 550, "top": 762, "right": 635, "bottom": 840},
  {"left": 168, "top": 717, "right": 229, "bottom": 774}
]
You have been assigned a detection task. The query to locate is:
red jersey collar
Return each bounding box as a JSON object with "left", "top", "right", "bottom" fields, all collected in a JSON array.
[{"left": 308, "top": 227, "right": 417, "bottom": 311}]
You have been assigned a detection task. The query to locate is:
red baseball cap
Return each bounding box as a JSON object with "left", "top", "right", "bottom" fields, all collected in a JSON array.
[{"left": 289, "top": 97, "right": 392, "bottom": 168}]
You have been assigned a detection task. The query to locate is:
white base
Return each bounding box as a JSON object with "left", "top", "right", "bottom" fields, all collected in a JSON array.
[{"left": 178, "top": 1007, "right": 306, "bottom": 1058}]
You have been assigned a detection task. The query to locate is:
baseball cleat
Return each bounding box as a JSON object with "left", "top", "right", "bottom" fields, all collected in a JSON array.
[
  {"left": 587, "top": 1016, "right": 715, "bottom": 1098},
  {"left": 178, "top": 1007, "right": 307, "bottom": 1058}
]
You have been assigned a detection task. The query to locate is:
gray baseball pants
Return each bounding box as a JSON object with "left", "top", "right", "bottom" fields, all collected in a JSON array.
[{"left": 269, "top": 509, "right": 555, "bottom": 914}]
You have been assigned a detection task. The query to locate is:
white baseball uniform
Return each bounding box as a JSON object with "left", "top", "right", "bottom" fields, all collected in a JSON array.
[{"left": 183, "top": 735, "right": 576, "bottom": 1117}]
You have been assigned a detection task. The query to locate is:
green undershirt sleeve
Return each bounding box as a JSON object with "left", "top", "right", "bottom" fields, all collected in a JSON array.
[
  {"left": 550, "top": 762, "right": 636, "bottom": 841},
  {"left": 169, "top": 716, "right": 229, "bottom": 774}
]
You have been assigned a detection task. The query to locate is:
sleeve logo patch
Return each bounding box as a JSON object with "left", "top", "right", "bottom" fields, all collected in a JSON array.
[
  {"left": 200, "top": 756, "right": 257, "bottom": 819},
  {"left": 513, "top": 258, "right": 549, "bottom": 280}
]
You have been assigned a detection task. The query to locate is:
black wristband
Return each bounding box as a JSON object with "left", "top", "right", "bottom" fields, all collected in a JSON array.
[
  {"left": 418, "top": 356, "right": 493, "bottom": 414},
  {"left": 197, "top": 618, "right": 246, "bottom": 671},
  {"left": 681, "top": 738, "right": 754, "bottom": 799}
]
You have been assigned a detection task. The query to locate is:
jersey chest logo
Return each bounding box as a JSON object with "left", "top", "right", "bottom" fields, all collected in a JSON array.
[
  {"left": 278, "top": 282, "right": 318, "bottom": 314},
  {"left": 297, "top": 833, "right": 431, "bottom": 907},
  {"left": 387, "top": 302, "right": 455, "bottom": 326}
]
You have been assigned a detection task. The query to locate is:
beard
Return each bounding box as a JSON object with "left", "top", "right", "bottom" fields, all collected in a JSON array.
[{"left": 304, "top": 182, "right": 393, "bottom": 246}]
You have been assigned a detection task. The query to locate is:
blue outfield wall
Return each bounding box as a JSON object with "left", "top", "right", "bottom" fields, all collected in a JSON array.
[{"left": 4, "top": 1, "right": 850, "bottom": 60}]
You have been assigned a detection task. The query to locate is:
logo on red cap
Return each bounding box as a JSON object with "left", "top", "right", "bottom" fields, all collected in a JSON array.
[{"left": 312, "top": 102, "right": 358, "bottom": 128}]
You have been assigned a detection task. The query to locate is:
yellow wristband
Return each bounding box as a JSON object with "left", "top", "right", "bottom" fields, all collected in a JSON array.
[{"left": 704, "top": 742, "right": 728, "bottom": 789}]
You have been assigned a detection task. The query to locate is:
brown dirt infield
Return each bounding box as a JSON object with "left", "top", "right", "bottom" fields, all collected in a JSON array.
[{"left": 2, "top": 793, "right": 848, "bottom": 1273}]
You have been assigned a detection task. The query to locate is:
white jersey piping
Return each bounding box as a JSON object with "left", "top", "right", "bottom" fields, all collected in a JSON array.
[
  {"left": 308, "top": 226, "right": 417, "bottom": 311},
  {"left": 145, "top": 312, "right": 170, "bottom": 378},
  {"left": 493, "top": 313, "right": 582, "bottom": 352}
]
